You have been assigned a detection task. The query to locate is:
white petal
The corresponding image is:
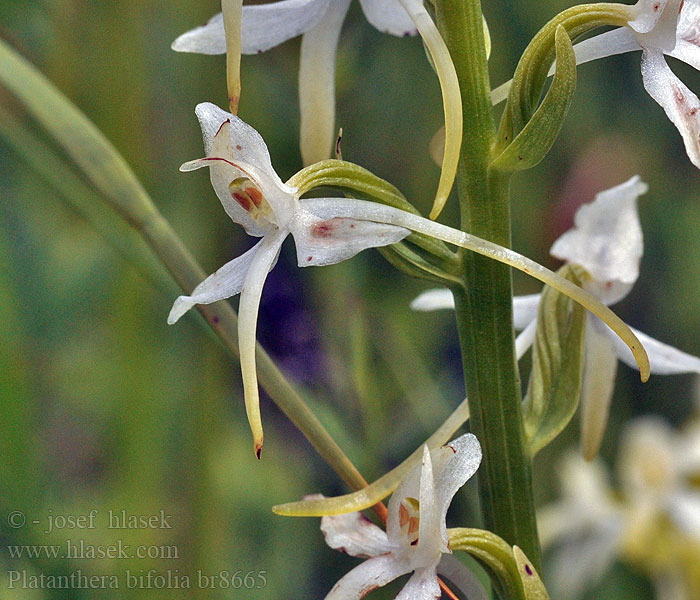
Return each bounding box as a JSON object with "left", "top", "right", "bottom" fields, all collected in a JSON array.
[
  {"left": 237, "top": 228, "right": 288, "bottom": 455},
  {"left": 167, "top": 240, "right": 264, "bottom": 324},
  {"left": 299, "top": 0, "right": 351, "bottom": 165},
  {"left": 433, "top": 434, "right": 482, "bottom": 548},
  {"left": 676, "top": 0, "right": 700, "bottom": 60},
  {"left": 632, "top": 0, "right": 683, "bottom": 51},
  {"left": 513, "top": 293, "right": 541, "bottom": 330},
  {"left": 580, "top": 317, "right": 619, "bottom": 460},
  {"left": 359, "top": 0, "right": 417, "bottom": 37},
  {"left": 550, "top": 176, "right": 646, "bottom": 303},
  {"left": 411, "top": 289, "right": 455, "bottom": 311},
  {"left": 172, "top": 13, "right": 227, "bottom": 55},
  {"left": 668, "top": 37, "right": 700, "bottom": 70},
  {"left": 610, "top": 324, "right": 700, "bottom": 374},
  {"left": 437, "top": 555, "right": 489, "bottom": 600},
  {"left": 395, "top": 566, "right": 440, "bottom": 600},
  {"left": 241, "top": 0, "right": 332, "bottom": 54},
  {"left": 387, "top": 456, "right": 424, "bottom": 544},
  {"left": 641, "top": 49, "right": 700, "bottom": 168},
  {"left": 172, "top": 1, "right": 332, "bottom": 55},
  {"left": 292, "top": 206, "right": 408, "bottom": 266},
  {"left": 325, "top": 553, "right": 411, "bottom": 600},
  {"left": 669, "top": 490, "right": 700, "bottom": 540},
  {"left": 321, "top": 511, "right": 392, "bottom": 558},
  {"left": 569, "top": 27, "right": 642, "bottom": 68},
  {"left": 416, "top": 446, "right": 442, "bottom": 562},
  {"left": 515, "top": 317, "right": 537, "bottom": 361}
]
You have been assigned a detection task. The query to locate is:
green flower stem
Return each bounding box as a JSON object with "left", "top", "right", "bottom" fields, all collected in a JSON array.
[{"left": 434, "top": 0, "right": 541, "bottom": 567}]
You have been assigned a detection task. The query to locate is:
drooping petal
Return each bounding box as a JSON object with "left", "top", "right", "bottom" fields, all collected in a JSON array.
[
  {"left": 171, "top": 0, "right": 331, "bottom": 55},
  {"left": 291, "top": 205, "right": 408, "bottom": 266},
  {"left": 411, "top": 288, "right": 454, "bottom": 311},
  {"left": 395, "top": 566, "right": 441, "bottom": 600},
  {"left": 321, "top": 511, "right": 392, "bottom": 558},
  {"left": 640, "top": 49, "right": 700, "bottom": 168},
  {"left": 237, "top": 228, "right": 288, "bottom": 456},
  {"left": 303, "top": 197, "right": 651, "bottom": 381},
  {"left": 358, "top": 0, "right": 417, "bottom": 37},
  {"left": 513, "top": 293, "right": 541, "bottom": 330},
  {"left": 580, "top": 316, "right": 619, "bottom": 460},
  {"left": 433, "top": 434, "right": 482, "bottom": 549},
  {"left": 399, "top": 0, "right": 462, "bottom": 220},
  {"left": 325, "top": 553, "right": 412, "bottom": 600},
  {"left": 167, "top": 240, "right": 265, "bottom": 324},
  {"left": 299, "top": 0, "right": 351, "bottom": 165},
  {"left": 550, "top": 176, "right": 646, "bottom": 305},
  {"left": 437, "top": 555, "right": 489, "bottom": 600},
  {"left": 609, "top": 324, "right": 700, "bottom": 374}
]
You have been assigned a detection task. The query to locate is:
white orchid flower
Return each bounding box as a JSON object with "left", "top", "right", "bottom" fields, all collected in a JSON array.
[
  {"left": 412, "top": 176, "right": 700, "bottom": 459},
  {"left": 167, "top": 102, "right": 410, "bottom": 456},
  {"left": 172, "top": 0, "right": 462, "bottom": 218},
  {"left": 172, "top": 1, "right": 414, "bottom": 166},
  {"left": 539, "top": 416, "right": 700, "bottom": 599},
  {"left": 320, "top": 434, "right": 484, "bottom": 599}
]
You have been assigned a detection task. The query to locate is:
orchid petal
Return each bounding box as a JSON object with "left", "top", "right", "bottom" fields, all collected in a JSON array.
[
  {"left": 550, "top": 175, "right": 646, "bottom": 304},
  {"left": 437, "top": 555, "right": 489, "bottom": 600},
  {"left": 433, "top": 434, "right": 482, "bottom": 549},
  {"left": 272, "top": 397, "right": 470, "bottom": 517},
  {"left": 172, "top": 13, "right": 227, "bottom": 55},
  {"left": 387, "top": 455, "right": 424, "bottom": 544},
  {"left": 291, "top": 206, "right": 408, "bottom": 267},
  {"left": 238, "top": 228, "right": 288, "bottom": 456},
  {"left": 398, "top": 0, "right": 462, "bottom": 220},
  {"left": 416, "top": 445, "right": 442, "bottom": 560},
  {"left": 395, "top": 566, "right": 441, "bottom": 600},
  {"left": 171, "top": 0, "right": 331, "bottom": 55},
  {"left": 668, "top": 38, "right": 700, "bottom": 70},
  {"left": 669, "top": 489, "right": 700, "bottom": 540},
  {"left": 325, "top": 553, "right": 411, "bottom": 600},
  {"left": 641, "top": 49, "right": 700, "bottom": 168},
  {"left": 411, "top": 289, "right": 454, "bottom": 311},
  {"left": 302, "top": 197, "right": 651, "bottom": 380},
  {"left": 632, "top": 0, "right": 683, "bottom": 52},
  {"left": 515, "top": 317, "right": 537, "bottom": 361},
  {"left": 359, "top": 0, "right": 417, "bottom": 37},
  {"left": 609, "top": 324, "right": 700, "bottom": 374},
  {"left": 321, "top": 511, "right": 392, "bottom": 558},
  {"left": 568, "top": 27, "right": 642, "bottom": 68},
  {"left": 513, "top": 293, "right": 541, "bottom": 329},
  {"left": 580, "top": 316, "right": 619, "bottom": 460},
  {"left": 299, "top": 0, "right": 351, "bottom": 165},
  {"left": 167, "top": 240, "right": 264, "bottom": 324}
]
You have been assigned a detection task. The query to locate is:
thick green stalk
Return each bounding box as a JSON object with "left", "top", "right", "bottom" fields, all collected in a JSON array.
[{"left": 434, "top": 0, "right": 541, "bottom": 567}]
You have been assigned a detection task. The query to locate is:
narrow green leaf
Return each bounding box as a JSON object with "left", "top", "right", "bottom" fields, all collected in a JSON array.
[
  {"left": 523, "top": 265, "right": 587, "bottom": 456},
  {"left": 490, "top": 26, "right": 576, "bottom": 172}
]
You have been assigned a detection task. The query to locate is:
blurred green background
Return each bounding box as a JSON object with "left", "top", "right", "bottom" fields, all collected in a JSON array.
[{"left": 1, "top": 0, "right": 699, "bottom": 598}]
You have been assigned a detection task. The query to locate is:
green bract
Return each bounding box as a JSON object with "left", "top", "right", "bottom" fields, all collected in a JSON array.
[{"left": 522, "top": 265, "right": 587, "bottom": 457}]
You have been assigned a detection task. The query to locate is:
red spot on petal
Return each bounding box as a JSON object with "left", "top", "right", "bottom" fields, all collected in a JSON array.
[
  {"left": 307, "top": 256, "right": 313, "bottom": 262},
  {"left": 236, "top": 144, "right": 242, "bottom": 151},
  {"left": 311, "top": 220, "right": 336, "bottom": 238},
  {"left": 605, "top": 281, "right": 613, "bottom": 290},
  {"left": 525, "top": 564, "right": 533, "bottom": 576},
  {"left": 653, "top": 2, "right": 660, "bottom": 11}
]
